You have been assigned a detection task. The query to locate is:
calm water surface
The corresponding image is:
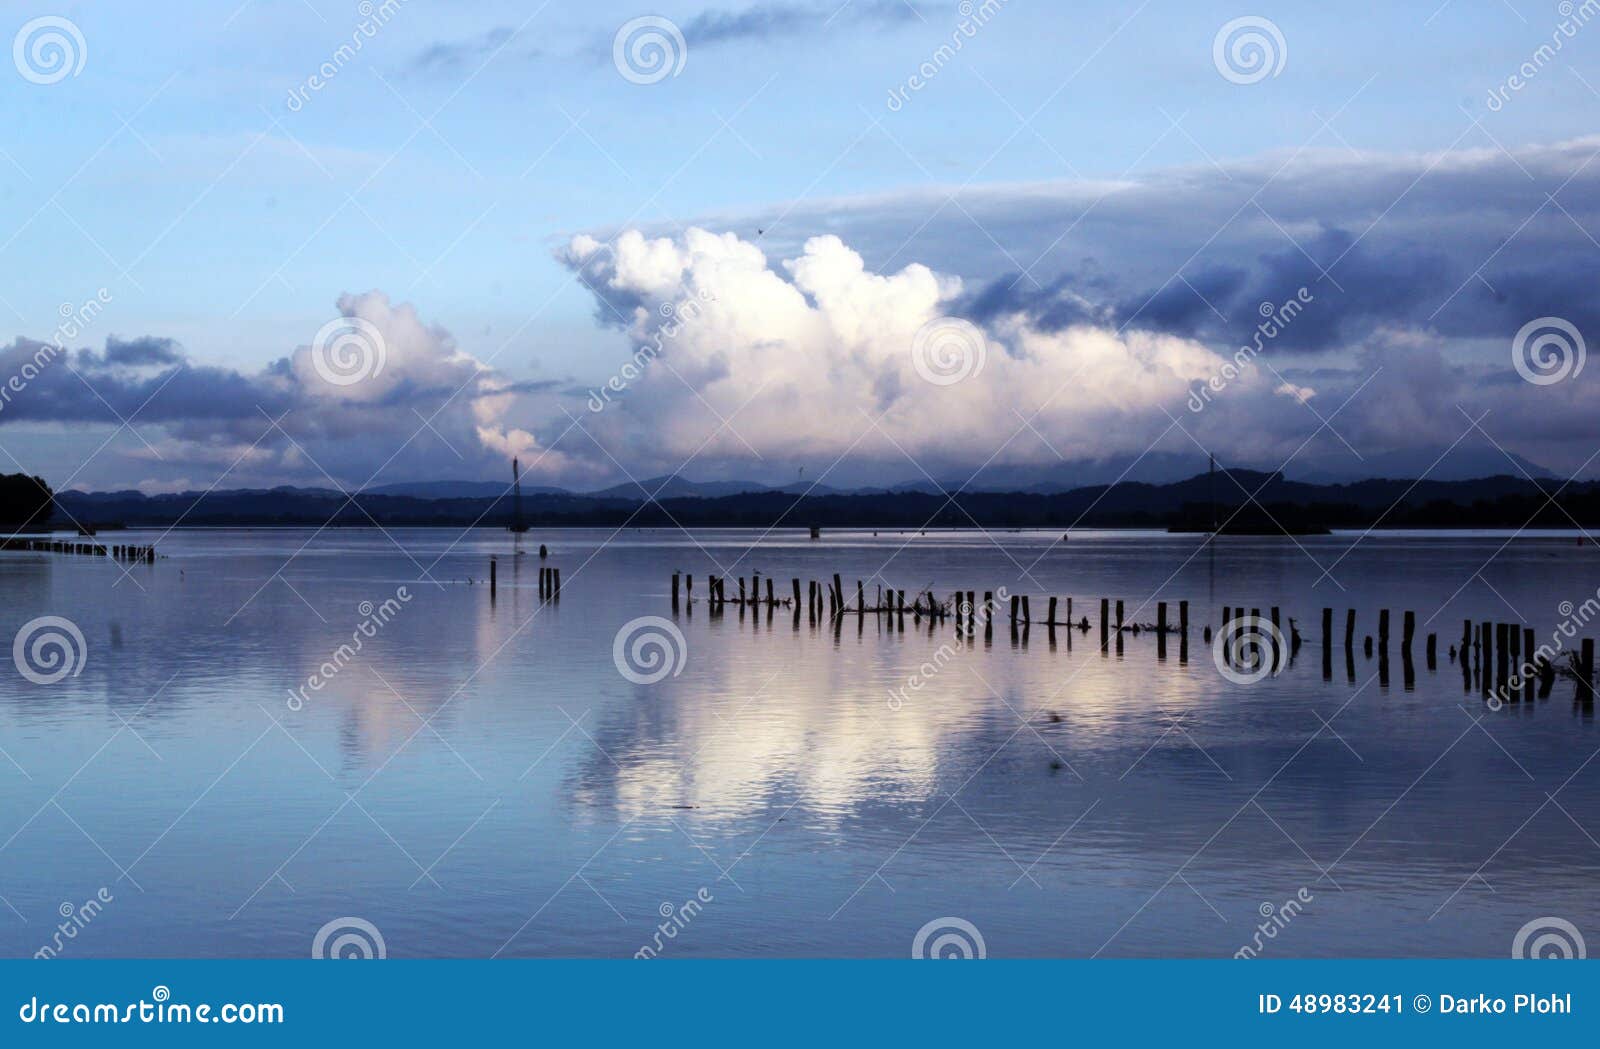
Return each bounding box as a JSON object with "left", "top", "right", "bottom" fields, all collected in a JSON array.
[{"left": 1, "top": 527, "right": 1598, "bottom": 958}]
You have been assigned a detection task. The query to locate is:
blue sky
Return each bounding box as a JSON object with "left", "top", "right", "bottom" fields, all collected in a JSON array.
[{"left": 3, "top": 1, "right": 1600, "bottom": 491}]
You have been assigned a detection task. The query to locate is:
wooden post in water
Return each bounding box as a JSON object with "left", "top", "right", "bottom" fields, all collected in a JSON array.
[
  {"left": 552, "top": 568, "right": 560, "bottom": 597},
  {"left": 1378, "top": 609, "right": 1390, "bottom": 649},
  {"left": 1345, "top": 609, "right": 1356, "bottom": 650},
  {"left": 1020, "top": 595, "right": 1031, "bottom": 626},
  {"left": 1403, "top": 611, "right": 1415, "bottom": 653},
  {"left": 1480, "top": 621, "right": 1492, "bottom": 697},
  {"left": 671, "top": 572, "right": 680, "bottom": 611},
  {"left": 1522, "top": 628, "right": 1536, "bottom": 702},
  {"left": 1322, "top": 607, "right": 1334, "bottom": 680},
  {"left": 1009, "top": 594, "right": 1019, "bottom": 628},
  {"left": 1115, "top": 600, "right": 1124, "bottom": 634},
  {"left": 1100, "top": 599, "right": 1110, "bottom": 648},
  {"left": 1495, "top": 623, "right": 1510, "bottom": 696},
  {"left": 1426, "top": 634, "right": 1437, "bottom": 670},
  {"left": 1047, "top": 597, "right": 1058, "bottom": 627},
  {"left": 1157, "top": 602, "right": 1167, "bottom": 635},
  {"left": 1179, "top": 601, "right": 1188, "bottom": 634},
  {"left": 1582, "top": 639, "right": 1596, "bottom": 704},
  {"left": 490, "top": 558, "right": 497, "bottom": 599},
  {"left": 1508, "top": 626, "right": 1522, "bottom": 702}
]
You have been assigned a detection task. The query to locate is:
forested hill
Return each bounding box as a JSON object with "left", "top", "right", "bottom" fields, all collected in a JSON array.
[{"left": 39, "top": 470, "right": 1600, "bottom": 531}]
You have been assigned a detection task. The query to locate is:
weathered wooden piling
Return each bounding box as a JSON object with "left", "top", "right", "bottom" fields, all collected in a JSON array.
[
  {"left": 1100, "top": 598, "right": 1109, "bottom": 647},
  {"left": 1156, "top": 602, "right": 1167, "bottom": 635},
  {"left": 1480, "top": 621, "right": 1492, "bottom": 697},
  {"left": 983, "top": 592, "right": 994, "bottom": 642},
  {"left": 1378, "top": 609, "right": 1390, "bottom": 648},
  {"left": 1495, "top": 623, "right": 1509, "bottom": 694},
  {"left": 490, "top": 558, "right": 497, "bottom": 598},
  {"left": 1178, "top": 600, "right": 1187, "bottom": 635},
  {"left": 1345, "top": 609, "right": 1356, "bottom": 649},
  {"left": 1523, "top": 627, "right": 1536, "bottom": 702},
  {"left": 1115, "top": 600, "right": 1124, "bottom": 633},
  {"left": 1403, "top": 611, "right": 1415, "bottom": 652},
  {"left": 1020, "top": 595, "right": 1031, "bottom": 626},
  {"left": 1426, "top": 633, "right": 1437, "bottom": 671},
  {"left": 671, "top": 571, "right": 679, "bottom": 610}
]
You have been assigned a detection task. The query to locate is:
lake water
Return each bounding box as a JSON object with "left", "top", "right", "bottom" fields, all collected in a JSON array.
[{"left": 1, "top": 527, "right": 1598, "bottom": 958}]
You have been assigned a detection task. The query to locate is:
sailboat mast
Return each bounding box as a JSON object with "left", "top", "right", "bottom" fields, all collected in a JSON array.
[
  {"left": 512, "top": 457, "right": 524, "bottom": 532},
  {"left": 1209, "top": 453, "right": 1216, "bottom": 533}
]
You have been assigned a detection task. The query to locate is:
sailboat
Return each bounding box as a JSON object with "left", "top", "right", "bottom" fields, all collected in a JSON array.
[{"left": 507, "top": 457, "right": 529, "bottom": 534}]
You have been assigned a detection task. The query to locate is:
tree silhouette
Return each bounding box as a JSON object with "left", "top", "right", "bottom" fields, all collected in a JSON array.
[{"left": 0, "top": 474, "right": 54, "bottom": 532}]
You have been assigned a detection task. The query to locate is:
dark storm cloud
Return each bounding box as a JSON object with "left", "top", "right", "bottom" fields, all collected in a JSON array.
[
  {"left": 703, "top": 137, "right": 1600, "bottom": 356},
  {"left": 407, "top": 26, "right": 518, "bottom": 76},
  {"left": 411, "top": 2, "right": 922, "bottom": 77},
  {"left": 679, "top": 1, "right": 922, "bottom": 46}
]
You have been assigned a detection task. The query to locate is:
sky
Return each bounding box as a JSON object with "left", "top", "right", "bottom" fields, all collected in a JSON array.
[{"left": 1, "top": 0, "right": 1599, "bottom": 493}]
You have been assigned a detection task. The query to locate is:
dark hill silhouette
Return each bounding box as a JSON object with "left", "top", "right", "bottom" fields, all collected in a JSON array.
[
  {"left": 43, "top": 470, "right": 1600, "bottom": 532},
  {"left": 0, "top": 473, "right": 54, "bottom": 532}
]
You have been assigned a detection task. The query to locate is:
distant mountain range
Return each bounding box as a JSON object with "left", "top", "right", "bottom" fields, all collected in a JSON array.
[
  {"left": 47, "top": 465, "right": 1600, "bottom": 532},
  {"left": 230, "top": 442, "right": 1560, "bottom": 505}
]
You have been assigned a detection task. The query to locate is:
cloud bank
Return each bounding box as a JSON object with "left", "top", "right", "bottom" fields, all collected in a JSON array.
[{"left": 0, "top": 292, "right": 569, "bottom": 492}]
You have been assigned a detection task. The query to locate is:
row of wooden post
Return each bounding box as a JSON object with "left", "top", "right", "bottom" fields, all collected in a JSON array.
[
  {"left": 664, "top": 575, "right": 1595, "bottom": 702},
  {"left": 0, "top": 537, "right": 154, "bottom": 562}
]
